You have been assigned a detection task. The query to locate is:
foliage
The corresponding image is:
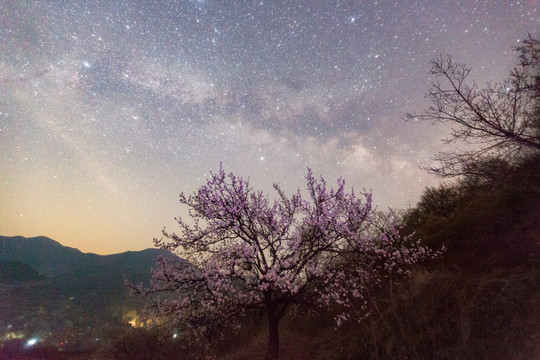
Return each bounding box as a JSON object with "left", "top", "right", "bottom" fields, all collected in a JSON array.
[
  {"left": 350, "top": 267, "right": 540, "bottom": 360},
  {"left": 406, "top": 34, "right": 540, "bottom": 178},
  {"left": 402, "top": 183, "right": 462, "bottom": 230},
  {"left": 402, "top": 154, "right": 540, "bottom": 271},
  {"left": 132, "top": 166, "right": 439, "bottom": 359}
]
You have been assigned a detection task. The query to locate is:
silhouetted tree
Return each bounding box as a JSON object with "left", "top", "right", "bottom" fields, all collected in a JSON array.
[{"left": 406, "top": 34, "right": 540, "bottom": 178}]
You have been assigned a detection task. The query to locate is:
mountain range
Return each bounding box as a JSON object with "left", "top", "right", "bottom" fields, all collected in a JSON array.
[
  {"left": 0, "top": 235, "right": 170, "bottom": 284},
  {"left": 0, "top": 235, "right": 179, "bottom": 340}
]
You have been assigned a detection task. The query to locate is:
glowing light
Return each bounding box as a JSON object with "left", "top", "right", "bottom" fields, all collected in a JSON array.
[
  {"left": 4, "top": 331, "right": 24, "bottom": 340},
  {"left": 124, "top": 309, "right": 145, "bottom": 328},
  {"left": 26, "top": 338, "right": 38, "bottom": 346}
]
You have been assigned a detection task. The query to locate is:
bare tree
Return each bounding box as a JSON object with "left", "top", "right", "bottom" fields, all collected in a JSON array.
[{"left": 406, "top": 34, "right": 540, "bottom": 178}]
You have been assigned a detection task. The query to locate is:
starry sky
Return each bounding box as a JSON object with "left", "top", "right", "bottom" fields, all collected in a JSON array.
[{"left": 1, "top": 1, "right": 538, "bottom": 254}]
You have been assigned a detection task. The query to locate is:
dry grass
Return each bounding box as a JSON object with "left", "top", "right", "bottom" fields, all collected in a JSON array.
[{"left": 214, "top": 265, "right": 539, "bottom": 360}]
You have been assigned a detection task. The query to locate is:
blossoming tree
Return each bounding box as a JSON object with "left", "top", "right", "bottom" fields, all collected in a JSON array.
[{"left": 133, "top": 166, "right": 438, "bottom": 359}]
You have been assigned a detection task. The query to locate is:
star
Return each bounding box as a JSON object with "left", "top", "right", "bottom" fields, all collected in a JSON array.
[{"left": 0, "top": 0, "right": 536, "bottom": 254}]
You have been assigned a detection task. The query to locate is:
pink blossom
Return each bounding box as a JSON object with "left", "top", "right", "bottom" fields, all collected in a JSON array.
[{"left": 129, "top": 165, "right": 441, "bottom": 358}]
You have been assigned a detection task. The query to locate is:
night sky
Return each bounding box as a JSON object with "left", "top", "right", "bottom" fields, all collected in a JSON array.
[{"left": 1, "top": 1, "right": 538, "bottom": 254}]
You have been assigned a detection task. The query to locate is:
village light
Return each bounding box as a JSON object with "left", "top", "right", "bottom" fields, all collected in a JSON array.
[{"left": 26, "top": 337, "right": 38, "bottom": 347}]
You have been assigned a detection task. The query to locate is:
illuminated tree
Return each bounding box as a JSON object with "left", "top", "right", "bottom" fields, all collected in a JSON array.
[
  {"left": 132, "top": 166, "right": 438, "bottom": 359},
  {"left": 406, "top": 34, "right": 540, "bottom": 178}
]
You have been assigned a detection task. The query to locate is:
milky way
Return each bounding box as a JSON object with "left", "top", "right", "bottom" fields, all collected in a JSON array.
[{"left": 1, "top": 1, "right": 538, "bottom": 254}]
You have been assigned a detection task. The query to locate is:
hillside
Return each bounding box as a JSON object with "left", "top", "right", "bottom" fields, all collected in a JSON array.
[
  {"left": 194, "top": 156, "right": 540, "bottom": 360},
  {"left": 0, "top": 260, "right": 43, "bottom": 283}
]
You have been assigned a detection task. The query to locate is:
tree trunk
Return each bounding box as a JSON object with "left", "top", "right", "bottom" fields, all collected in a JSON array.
[{"left": 266, "top": 306, "right": 280, "bottom": 360}]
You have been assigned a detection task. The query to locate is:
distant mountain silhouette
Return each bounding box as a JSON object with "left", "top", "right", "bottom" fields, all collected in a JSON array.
[
  {"left": 0, "top": 235, "right": 176, "bottom": 285},
  {"left": 0, "top": 236, "right": 187, "bottom": 347},
  {"left": 0, "top": 260, "right": 43, "bottom": 283}
]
